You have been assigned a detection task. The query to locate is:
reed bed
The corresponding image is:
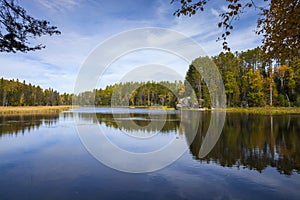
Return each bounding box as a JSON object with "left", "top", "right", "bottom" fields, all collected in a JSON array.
[{"left": 0, "top": 106, "right": 75, "bottom": 115}]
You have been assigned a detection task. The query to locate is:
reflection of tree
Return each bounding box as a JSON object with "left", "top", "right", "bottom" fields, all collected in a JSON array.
[
  {"left": 181, "top": 111, "right": 211, "bottom": 156},
  {"left": 185, "top": 113, "right": 300, "bottom": 175},
  {"left": 75, "top": 113, "right": 181, "bottom": 133},
  {"left": 0, "top": 115, "right": 59, "bottom": 137},
  {"left": 69, "top": 111, "right": 300, "bottom": 175}
]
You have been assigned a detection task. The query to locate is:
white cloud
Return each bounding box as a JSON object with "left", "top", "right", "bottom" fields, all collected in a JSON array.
[
  {"left": 28, "top": 32, "right": 100, "bottom": 69},
  {"left": 0, "top": 32, "right": 105, "bottom": 93},
  {"left": 227, "top": 26, "right": 261, "bottom": 51},
  {"left": 37, "top": 0, "right": 80, "bottom": 11},
  {"left": 0, "top": 54, "right": 75, "bottom": 92},
  {"left": 221, "top": 5, "right": 229, "bottom": 12},
  {"left": 98, "top": 49, "right": 189, "bottom": 88},
  {"left": 211, "top": 8, "right": 219, "bottom": 18}
]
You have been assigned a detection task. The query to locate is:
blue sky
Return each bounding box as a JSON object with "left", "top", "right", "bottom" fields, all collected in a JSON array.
[{"left": 0, "top": 0, "right": 262, "bottom": 93}]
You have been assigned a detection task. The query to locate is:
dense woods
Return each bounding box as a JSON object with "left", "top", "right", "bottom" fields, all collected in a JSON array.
[
  {"left": 187, "top": 48, "right": 300, "bottom": 107},
  {"left": 2, "top": 47, "right": 300, "bottom": 108},
  {"left": 79, "top": 47, "right": 300, "bottom": 108},
  {"left": 0, "top": 78, "right": 73, "bottom": 106},
  {"left": 76, "top": 81, "right": 185, "bottom": 107}
]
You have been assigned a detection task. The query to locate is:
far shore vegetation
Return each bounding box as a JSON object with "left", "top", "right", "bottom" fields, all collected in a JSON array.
[
  {"left": 1, "top": 105, "right": 300, "bottom": 116},
  {"left": 129, "top": 106, "right": 300, "bottom": 115},
  {"left": 0, "top": 106, "right": 74, "bottom": 115},
  {"left": 76, "top": 48, "right": 300, "bottom": 109},
  {"left": 1, "top": 47, "right": 300, "bottom": 112}
]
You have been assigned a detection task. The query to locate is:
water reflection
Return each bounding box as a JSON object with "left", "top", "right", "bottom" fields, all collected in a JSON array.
[
  {"left": 0, "top": 115, "right": 59, "bottom": 137},
  {"left": 1, "top": 111, "right": 300, "bottom": 175},
  {"left": 189, "top": 113, "right": 300, "bottom": 175},
  {"left": 72, "top": 112, "right": 181, "bottom": 133},
  {"left": 71, "top": 111, "right": 300, "bottom": 175}
]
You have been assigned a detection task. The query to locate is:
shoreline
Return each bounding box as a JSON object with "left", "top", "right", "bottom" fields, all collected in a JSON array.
[
  {"left": 1, "top": 106, "right": 300, "bottom": 115},
  {"left": 138, "top": 106, "right": 300, "bottom": 114},
  {"left": 0, "top": 106, "right": 75, "bottom": 115}
]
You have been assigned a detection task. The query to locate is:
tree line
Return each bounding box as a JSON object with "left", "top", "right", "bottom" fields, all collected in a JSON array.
[
  {"left": 76, "top": 81, "right": 185, "bottom": 107},
  {"left": 0, "top": 78, "right": 73, "bottom": 106},
  {"left": 78, "top": 47, "right": 300, "bottom": 108},
  {"left": 2, "top": 47, "right": 300, "bottom": 108}
]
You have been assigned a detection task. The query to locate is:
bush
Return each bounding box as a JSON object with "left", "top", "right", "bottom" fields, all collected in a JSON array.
[
  {"left": 295, "top": 97, "right": 300, "bottom": 107},
  {"left": 277, "top": 94, "right": 289, "bottom": 107}
]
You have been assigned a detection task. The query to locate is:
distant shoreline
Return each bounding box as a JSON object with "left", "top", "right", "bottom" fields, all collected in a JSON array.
[
  {"left": 132, "top": 106, "right": 300, "bottom": 114},
  {"left": 1, "top": 106, "right": 300, "bottom": 115},
  {"left": 127, "top": 106, "right": 300, "bottom": 114},
  {"left": 0, "top": 106, "right": 75, "bottom": 115}
]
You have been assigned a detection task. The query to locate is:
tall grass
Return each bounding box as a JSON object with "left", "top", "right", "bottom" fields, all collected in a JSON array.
[
  {"left": 0, "top": 106, "right": 74, "bottom": 115},
  {"left": 220, "top": 107, "right": 300, "bottom": 115}
]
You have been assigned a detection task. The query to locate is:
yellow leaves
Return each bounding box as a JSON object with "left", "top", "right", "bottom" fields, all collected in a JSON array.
[{"left": 278, "top": 65, "right": 288, "bottom": 71}]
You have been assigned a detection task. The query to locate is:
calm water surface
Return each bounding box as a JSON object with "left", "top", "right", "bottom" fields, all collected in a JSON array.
[{"left": 0, "top": 108, "right": 300, "bottom": 199}]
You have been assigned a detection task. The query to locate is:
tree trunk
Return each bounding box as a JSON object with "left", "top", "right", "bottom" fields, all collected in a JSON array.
[
  {"left": 147, "top": 88, "right": 150, "bottom": 106},
  {"left": 2, "top": 90, "right": 6, "bottom": 106},
  {"left": 270, "top": 81, "right": 273, "bottom": 106},
  {"left": 286, "top": 94, "right": 291, "bottom": 107}
]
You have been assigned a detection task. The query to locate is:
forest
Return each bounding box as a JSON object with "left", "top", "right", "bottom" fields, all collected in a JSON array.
[
  {"left": 0, "top": 78, "right": 73, "bottom": 106},
  {"left": 187, "top": 47, "right": 300, "bottom": 107},
  {"left": 1, "top": 47, "right": 300, "bottom": 108},
  {"left": 79, "top": 47, "right": 300, "bottom": 108}
]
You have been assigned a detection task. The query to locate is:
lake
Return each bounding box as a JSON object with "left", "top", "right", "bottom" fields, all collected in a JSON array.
[{"left": 0, "top": 107, "right": 300, "bottom": 199}]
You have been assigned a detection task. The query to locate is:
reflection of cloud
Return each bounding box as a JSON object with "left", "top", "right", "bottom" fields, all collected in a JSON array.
[{"left": 76, "top": 115, "right": 188, "bottom": 173}]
